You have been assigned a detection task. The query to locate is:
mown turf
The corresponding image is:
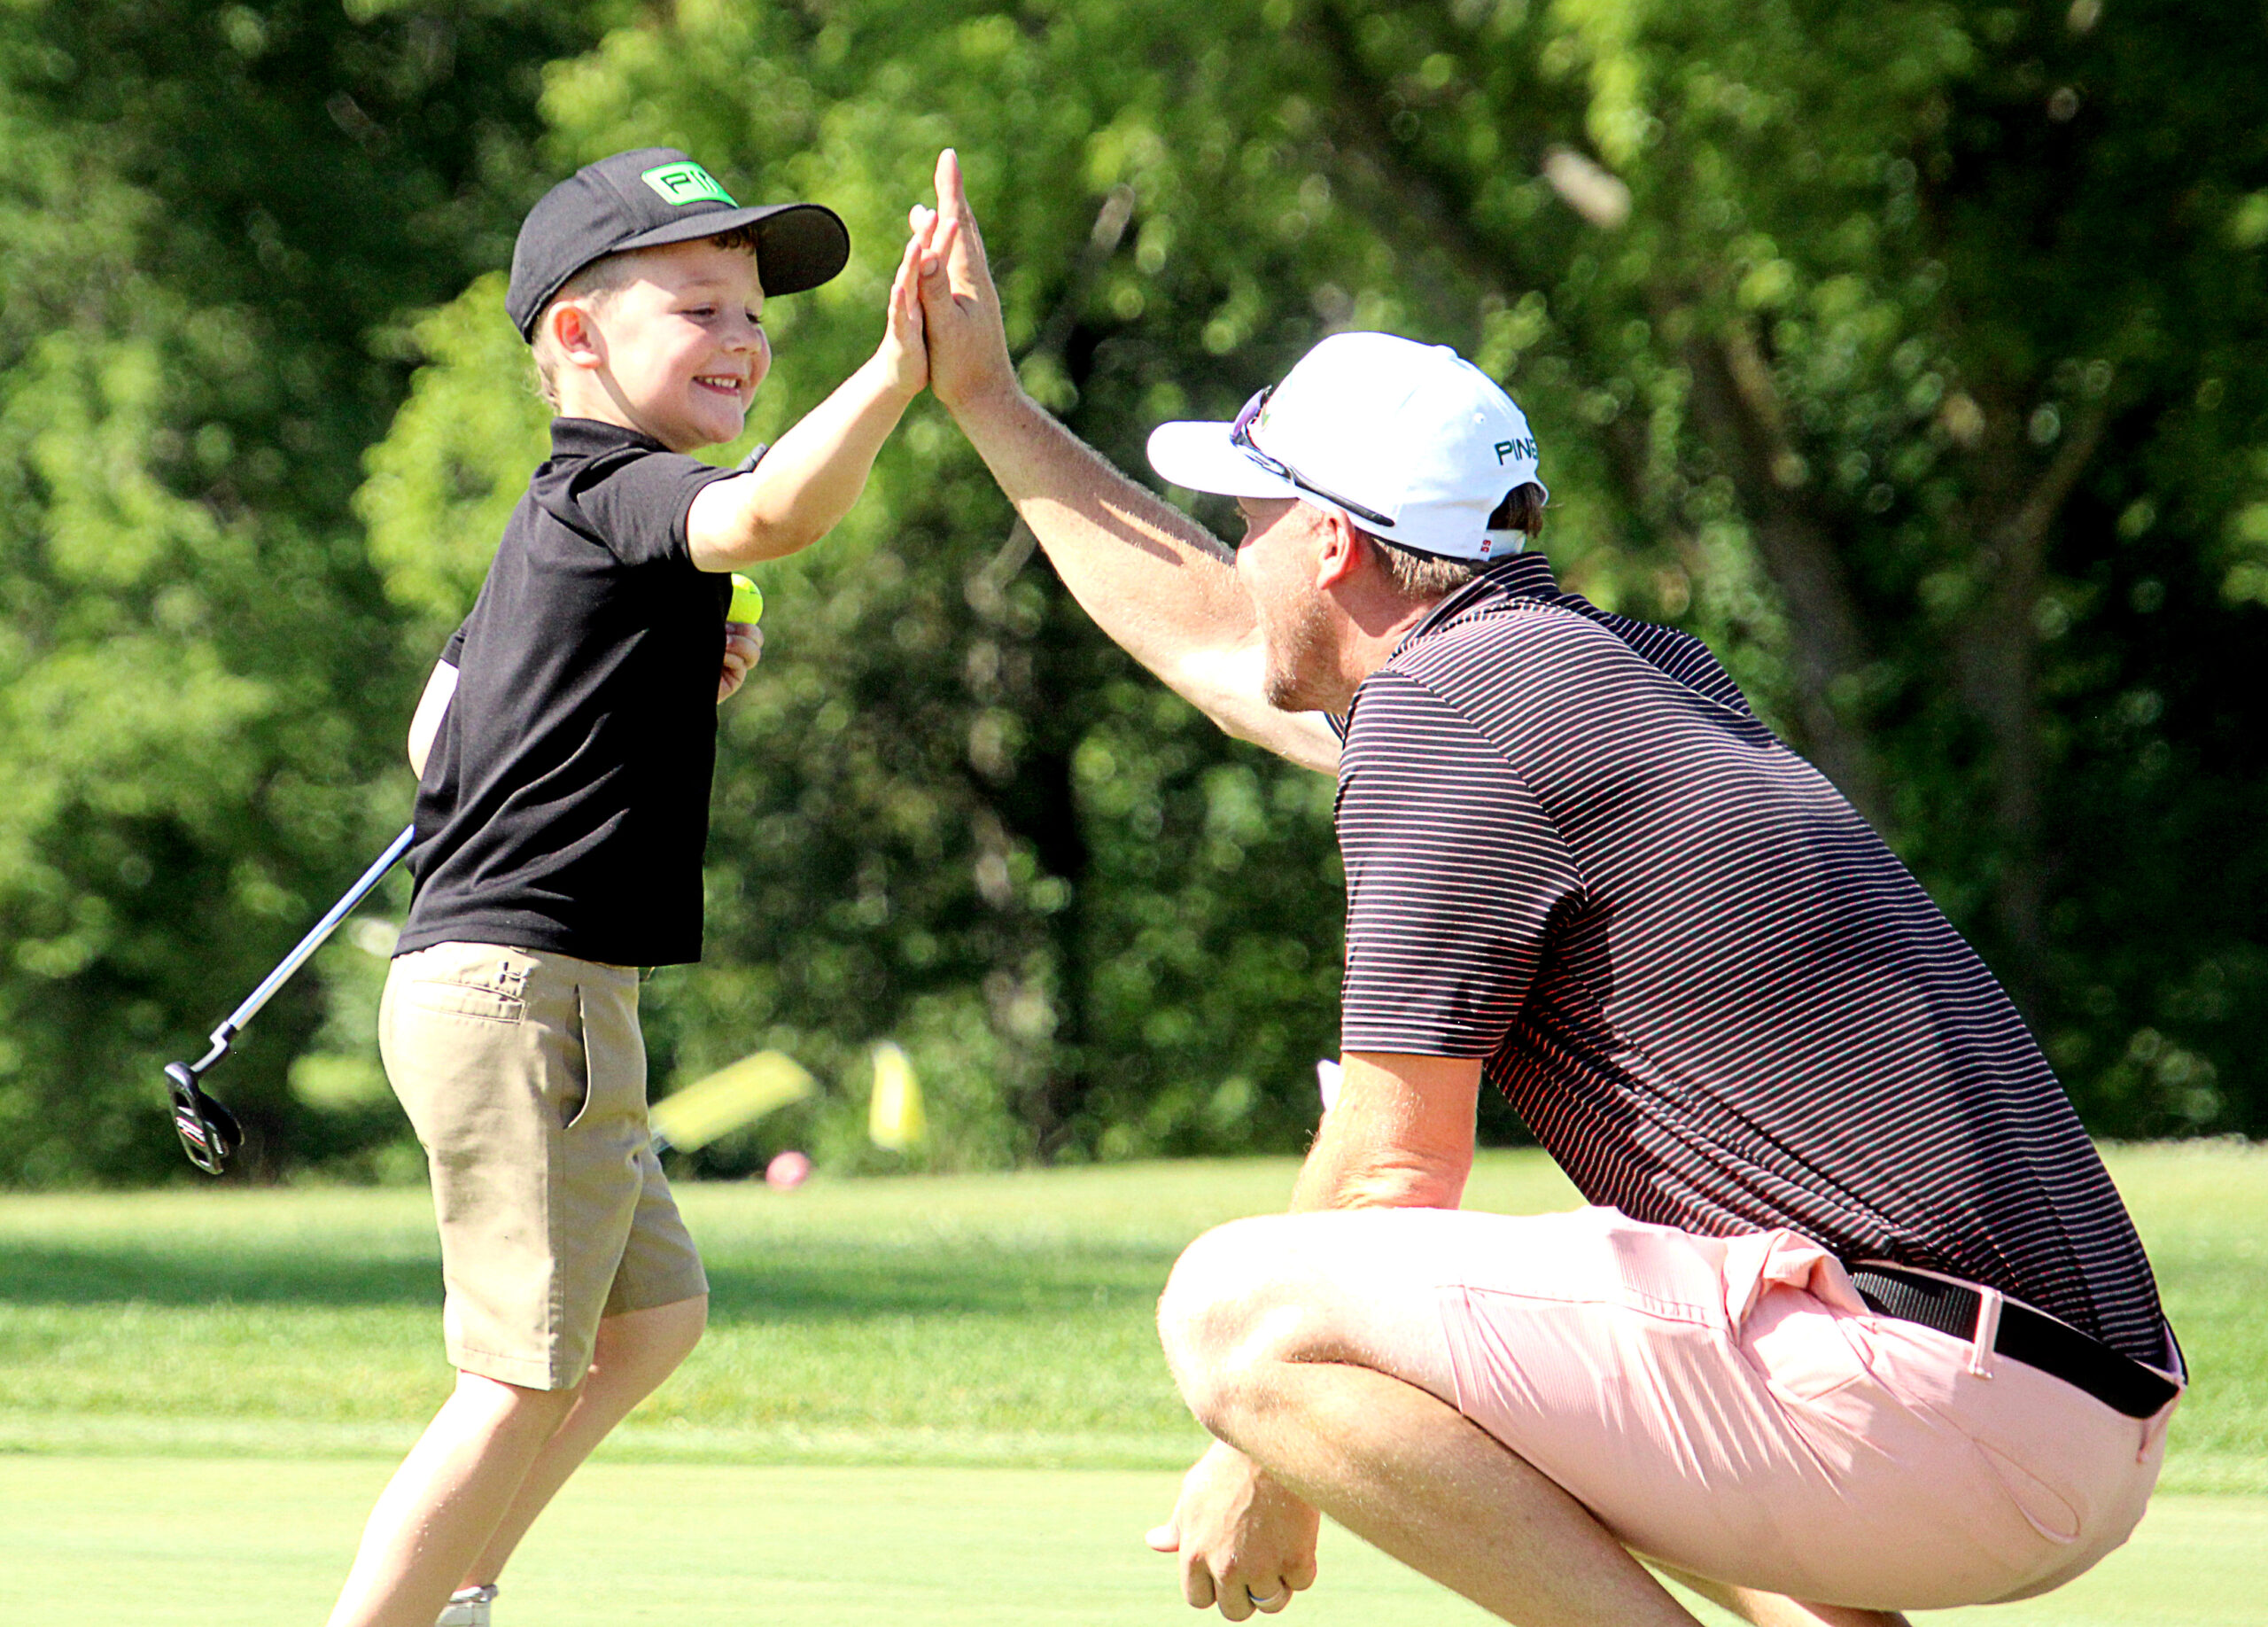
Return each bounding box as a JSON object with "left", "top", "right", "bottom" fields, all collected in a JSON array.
[
  {"left": 0, "top": 1458, "right": 2260, "bottom": 1626},
  {"left": 0, "top": 1156, "right": 1578, "bottom": 1467},
  {"left": 0, "top": 1146, "right": 2263, "bottom": 1625},
  {"left": 0, "top": 1146, "right": 2259, "bottom": 1483}
]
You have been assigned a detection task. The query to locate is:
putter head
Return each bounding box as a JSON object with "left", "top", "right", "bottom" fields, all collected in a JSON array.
[{"left": 165, "top": 1060, "right": 244, "bottom": 1176}]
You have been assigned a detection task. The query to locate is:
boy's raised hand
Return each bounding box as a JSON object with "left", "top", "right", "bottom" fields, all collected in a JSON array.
[{"left": 878, "top": 229, "right": 929, "bottom": 398}]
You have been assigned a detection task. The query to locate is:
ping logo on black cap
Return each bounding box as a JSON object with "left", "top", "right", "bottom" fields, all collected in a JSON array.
[{"left": 641, "top": 161, "right": 736, "bottom": 207}]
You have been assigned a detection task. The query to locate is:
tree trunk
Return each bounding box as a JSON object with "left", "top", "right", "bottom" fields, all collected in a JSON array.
[
  {"left": 1949, "top": 395, "right": 2110, "bottom": 1015},
  {"left": 1682, "top": 325, "right": 1890, "bottom": 829}
]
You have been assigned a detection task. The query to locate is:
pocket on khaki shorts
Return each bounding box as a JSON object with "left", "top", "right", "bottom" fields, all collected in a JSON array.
[
  {"left": 559, "top": 986, "right": 599, "bottom": 1130},
  {"left": 396, "top": 979, "right": 526, "bottom": 1024}
]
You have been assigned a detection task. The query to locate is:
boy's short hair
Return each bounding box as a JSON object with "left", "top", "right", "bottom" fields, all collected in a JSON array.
[{"left": 528, "top": 223, "right": 765, "bottom": 409}]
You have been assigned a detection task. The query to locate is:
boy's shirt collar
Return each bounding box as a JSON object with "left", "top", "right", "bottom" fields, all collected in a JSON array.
[{"left": 548, "top": 416, "right": 672, "bottom": 458}]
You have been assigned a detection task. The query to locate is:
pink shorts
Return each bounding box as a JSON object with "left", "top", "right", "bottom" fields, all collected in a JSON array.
[{"left": 1362, "top": 1206, "right": 2179, "bottom": 1610}]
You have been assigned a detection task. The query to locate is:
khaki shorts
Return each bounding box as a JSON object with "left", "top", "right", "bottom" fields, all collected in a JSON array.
[
  {"left": 380, "top": 941, "right": 707, "bottom": 1390},
  {"left": 1195, "top": 1204, "right": 2179, "bottom": 1612}
]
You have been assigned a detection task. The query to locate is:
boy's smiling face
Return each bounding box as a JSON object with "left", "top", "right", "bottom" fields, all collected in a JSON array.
[{"left": 548, "top": 237, "right": 770, "bottom": 451}]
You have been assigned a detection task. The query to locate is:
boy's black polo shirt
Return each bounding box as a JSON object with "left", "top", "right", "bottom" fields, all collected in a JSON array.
[{"left": 396, "top": 417, "right": 741, "bottom": 968}]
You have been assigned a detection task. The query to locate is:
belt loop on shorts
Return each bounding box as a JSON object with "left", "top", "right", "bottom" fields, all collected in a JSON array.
[
  {"left": 1849, "top": 1262, "right": 2179, "bottom": 1418},
  {"left": 2140, "top": 1403, "right": 2172, "bottom": 1463},
  {"left": 1968, "top": 1285, "right": 2004, "bottom": 1379}
]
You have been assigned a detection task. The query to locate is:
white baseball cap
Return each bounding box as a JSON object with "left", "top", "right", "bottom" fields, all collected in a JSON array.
[{"left": 1146, "top": 331, "right": 1546, "bottom": 562}]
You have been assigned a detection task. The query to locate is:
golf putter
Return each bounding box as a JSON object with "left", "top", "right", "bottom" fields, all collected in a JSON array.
[{"left": 164, "top": 824, "right": 416, "bottom": 1174}]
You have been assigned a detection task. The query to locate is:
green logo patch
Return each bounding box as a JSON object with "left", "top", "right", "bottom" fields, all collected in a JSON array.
[{"left": 641, "top": 162, "right": 737, "bottom": 208}]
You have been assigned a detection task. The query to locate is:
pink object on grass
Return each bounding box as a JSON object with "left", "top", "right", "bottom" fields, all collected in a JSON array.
[{"left": 765, "top": 1149, "right": 812, "bottom": 1190}]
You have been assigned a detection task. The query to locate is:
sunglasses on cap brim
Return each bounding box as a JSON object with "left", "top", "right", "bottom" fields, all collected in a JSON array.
[{"left": 1229, "top": 386, "right": 1397, "bottom": 532}]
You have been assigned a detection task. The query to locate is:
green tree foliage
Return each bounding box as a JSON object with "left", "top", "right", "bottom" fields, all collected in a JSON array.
[
  {"left": 1273, "top": 0, "right": 2268, "bottom": 1133},
  {"left": 4, "top": 0, "right": 2264, "bottom": 1182},
  {"left": 0, "top": 0, "right": 596, "bottom": 1181}
]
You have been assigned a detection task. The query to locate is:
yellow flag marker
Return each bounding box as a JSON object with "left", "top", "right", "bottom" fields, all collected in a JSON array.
[
  {"left": 868, "top": 1041, "right": 927, "bottom": 1151},
  {"left": 650, "top": 1050, "right": 813, "bottom": 1154}
]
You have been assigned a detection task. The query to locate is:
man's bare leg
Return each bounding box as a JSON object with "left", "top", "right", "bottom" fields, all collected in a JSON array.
[
  {"left": 1651, "top": 1565, "right": 1910, "bottom": 1627},
  {"left": 1175, "top": 1367, "right": 1915, "bottom": 1627},
  {"left": 326, "top": 1374, "right": 578, "bottom": 1627},
  {"left": 455, "top": 1294, "right": 709, "bottom": 1591},
  {"left": 1158, "top": 1217, "right": 1908, "bottom": 1627},
  {"left": 1186, "top": 1348, "right": 1705, "bottom": 1625}
]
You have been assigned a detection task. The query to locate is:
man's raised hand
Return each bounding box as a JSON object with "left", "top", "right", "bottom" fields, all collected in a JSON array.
[{"left": 913, "top": 149, "right": 1018, "bottom": 416}]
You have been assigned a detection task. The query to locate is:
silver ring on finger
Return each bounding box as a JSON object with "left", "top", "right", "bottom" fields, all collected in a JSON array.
[{"left": 1246, "top": 1587, "right": 1285, "bottom": 1608}]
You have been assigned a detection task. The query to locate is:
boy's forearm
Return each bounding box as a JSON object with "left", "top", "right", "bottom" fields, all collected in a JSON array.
[{"left": 687, "top": 357, "right": 916, "bottom": 569}]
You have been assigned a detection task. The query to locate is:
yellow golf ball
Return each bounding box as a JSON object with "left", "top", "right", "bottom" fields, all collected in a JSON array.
[{"left": 727, "top": 574, "right": 765, "bottom": 625}]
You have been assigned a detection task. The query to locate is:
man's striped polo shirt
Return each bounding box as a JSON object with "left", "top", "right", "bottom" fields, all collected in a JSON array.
[{"left": 1333, "top": 552, "right": 2166, "bottom": 1366}]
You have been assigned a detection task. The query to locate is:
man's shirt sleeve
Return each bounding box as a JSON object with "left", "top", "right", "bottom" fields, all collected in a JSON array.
[
  {"left": 1337, "top": 667, "right": 1587, "bottom": 1057},
  {"left": 571, "top": 447, "right": 742, "bottom": 568}
]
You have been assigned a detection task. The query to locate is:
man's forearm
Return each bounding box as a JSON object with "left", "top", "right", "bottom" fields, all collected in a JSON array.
[
  {"left": 952, "top": 387, "right": 1340, "bottom": 772},
  {"left": 1288, "top": 1131, "right": 1470, "bottom": 1214},
  {"left": 954, "top": 385, "right": 1251, "bottom": 649},
  {"left": 1164, "top": 1049, "right": 1479, "bottom": 1581}
]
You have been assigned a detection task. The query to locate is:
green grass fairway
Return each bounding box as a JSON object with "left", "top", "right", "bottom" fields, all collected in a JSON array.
[
  {"left": 0, "top": 1459, "right": 2258, "bottom": 1625},
  {"left": 1, "top": 1145, "right": 2264, "bottom": 1622}
]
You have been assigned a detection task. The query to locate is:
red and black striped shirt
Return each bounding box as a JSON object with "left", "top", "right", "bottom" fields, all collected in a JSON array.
[{"left": 1335, "top": 554, "right": 2166, "bottom": 1365}]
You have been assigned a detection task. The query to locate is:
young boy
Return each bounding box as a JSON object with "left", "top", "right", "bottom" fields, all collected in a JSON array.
[{"left": 329, "top": 147, "right": 930, "bottom": 1627}]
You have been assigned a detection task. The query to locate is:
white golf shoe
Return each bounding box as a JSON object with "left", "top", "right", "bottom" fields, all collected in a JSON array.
[{"left": 436, "top": 1584, "right": 497, "bottom": 1626}]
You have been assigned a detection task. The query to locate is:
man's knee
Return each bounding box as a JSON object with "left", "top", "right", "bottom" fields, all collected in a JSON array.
[
  {"left": 1158, "top": 1218, "right": 1326, "bottom": 1429},
  {"left": 1161, "top": 1208, "right": 1476, "bottom": 1442}
]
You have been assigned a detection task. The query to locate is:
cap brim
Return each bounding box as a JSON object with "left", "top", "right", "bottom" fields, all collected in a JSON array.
[
  {"left": 1146, "top": 420, "right": 1300, "bottom": 500},
  {"left": 615, "top": 201, "right": 850, "bottom": 297}
]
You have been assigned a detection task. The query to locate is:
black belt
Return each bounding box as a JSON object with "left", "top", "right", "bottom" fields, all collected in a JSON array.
[{"left": 1848, "top": 1265, "right": 2179, "bottom": 1421}]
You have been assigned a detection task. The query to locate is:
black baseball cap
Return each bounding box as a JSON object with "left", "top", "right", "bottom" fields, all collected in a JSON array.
[{"left": 507, "top": 147, "right": 851, "bottom": 340}]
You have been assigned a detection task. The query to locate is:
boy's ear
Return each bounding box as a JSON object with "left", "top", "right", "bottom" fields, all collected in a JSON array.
[{"left": 548, "top": 300, "right": 607, "bottom": 370}]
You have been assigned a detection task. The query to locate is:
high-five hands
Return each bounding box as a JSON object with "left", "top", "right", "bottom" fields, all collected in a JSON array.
[
  {"left": 1147, "top": 1441, "right": 1321, "bottom": 1619},
  {"left": 907, "top": 149, "right": 1018, "bottom": 417},
  {"left": 875, "top": 144, "right": 1002, "bottom": 407}
]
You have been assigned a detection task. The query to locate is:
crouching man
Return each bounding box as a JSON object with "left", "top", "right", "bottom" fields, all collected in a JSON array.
[{"left": 907, "top": 148, "right": 2184, "bottom": 1627}]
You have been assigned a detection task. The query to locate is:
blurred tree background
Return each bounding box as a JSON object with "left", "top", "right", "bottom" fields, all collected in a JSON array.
[{"left": 2, "top": 0, "right": 2262, "bottom": 1185}]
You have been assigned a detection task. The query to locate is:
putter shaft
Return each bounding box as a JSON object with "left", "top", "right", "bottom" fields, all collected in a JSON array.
[
  {"left": 164, "top": 823, "right": 417, "bottom": 1174},
  {"left": 214, "top": 823, "right": 416, "bottom": 1047}
]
